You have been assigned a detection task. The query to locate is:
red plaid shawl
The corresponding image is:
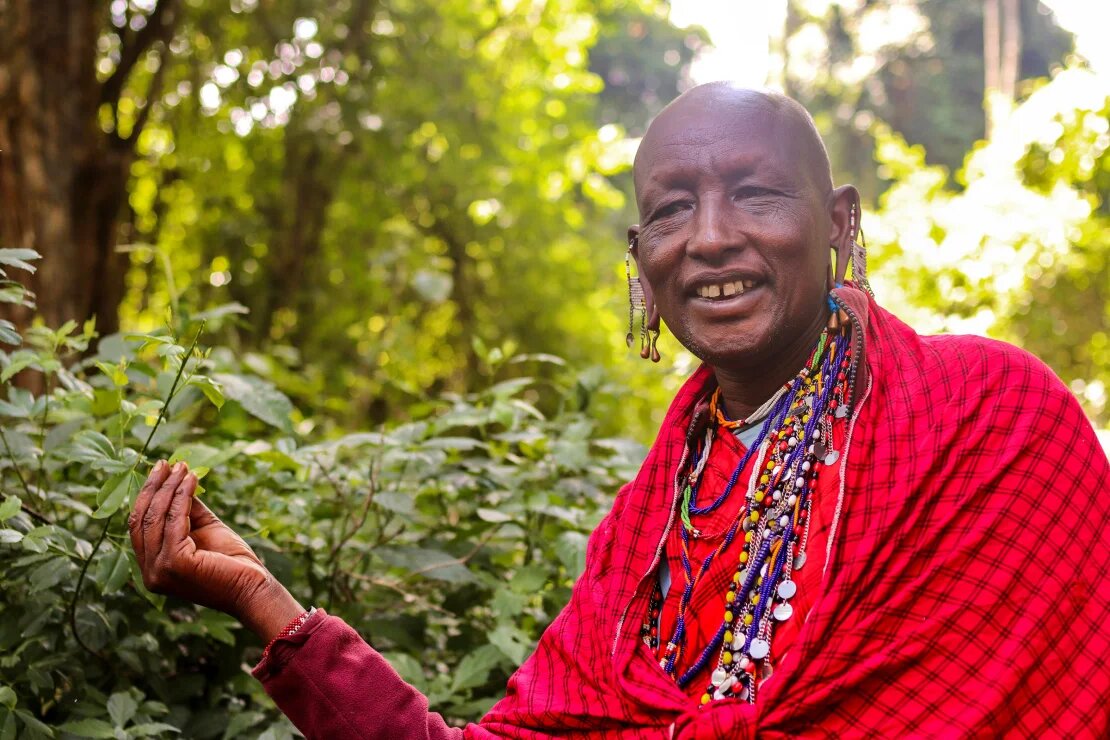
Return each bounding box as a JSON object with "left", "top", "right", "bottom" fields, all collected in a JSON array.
[{"left": 257, "top": 287, "right": 1110, "bottom": 738}]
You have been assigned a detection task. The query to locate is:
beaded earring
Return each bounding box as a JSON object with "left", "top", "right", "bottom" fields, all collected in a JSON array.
[
  {"left": 625, "top": 238, "right": 646, "bottom": 350},
  {"left": 849, "top": 202, "right": 875, "bottom": 298},
  {"left": 625, "top": 238, "right": 662, "bottom": 362}
]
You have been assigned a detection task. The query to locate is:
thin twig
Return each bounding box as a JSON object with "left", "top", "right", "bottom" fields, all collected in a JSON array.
[
  {"left": 404, "top": 524, "right": 504, "bottom": 580},
  {"left": 33, "top": 374, "right": 50, "bottom": 507},
  {"left": 345, "top": 572, "right": 454, "bottom": 617},
  {"left": 0, "top": 427, "right": 33, "bottom": 499},
  {"left": 67, "top": 325, "right": 204, "bottom": 659},
  {"left": 19, "top": 502, "right": 52, "bottom": 526}
]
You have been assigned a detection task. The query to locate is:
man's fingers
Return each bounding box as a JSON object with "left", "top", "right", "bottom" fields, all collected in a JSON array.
[
  {"left": 129, "top": 459, "right": 169, "bottom": 563},
  {"left": 160, "top": 472, "right": 198, "bottom": 558},
  {"left": 141, "top": 461, "right": 188, "bottom": 565},
  {"left": 188, "top": 495, "right": 222, "bottom": 531}
]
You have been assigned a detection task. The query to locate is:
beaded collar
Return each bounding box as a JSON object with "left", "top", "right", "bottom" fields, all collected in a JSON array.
[{"left": 641, "top": 318, "right": 855, "bottom": 706}]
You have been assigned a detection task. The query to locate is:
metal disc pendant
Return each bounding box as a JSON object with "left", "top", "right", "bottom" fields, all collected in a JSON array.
[
  {"left": 711, "top": 668, "right": 728, "bottom": 687},
  {"left": 773, "top": 602, "right": 794, "bottom": 621},
  {"left": 748, "top": 638, "right": 770, "bottom": 660},
  {"left": 738, "top": 686, "right": 750, "bottom": 701},
  {"left": 794, "top": 551, "right": 808, "bottom": 570},
  {"left": 824, "top": 450, "right": 840, "bottom": 466},
  {"left": 835, "top": 405, "right": 849, "bottom": 419},
  {"left": 777, "top": 580, "right": 797, "bottom": 599},
  {"left": 625, "top": 332, "right": 634, "bottom": 348},
  {"left": 814, "top": 440, "right": 827, "bottom": 459}
]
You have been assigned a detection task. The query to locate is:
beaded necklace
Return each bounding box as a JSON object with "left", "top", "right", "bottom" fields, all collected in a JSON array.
[{"left": 640, "top": 323, "right": 854, "bottom": 705}]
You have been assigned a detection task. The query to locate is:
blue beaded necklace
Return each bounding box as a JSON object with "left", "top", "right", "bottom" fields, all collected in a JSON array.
[{"left": 644, "top": 323, "right": 854, "bottom": 699}]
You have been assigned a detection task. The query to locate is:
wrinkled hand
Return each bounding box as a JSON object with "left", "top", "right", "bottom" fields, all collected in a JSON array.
[{"left": 128, "top": 460, "right": 303, "bottom": 642}]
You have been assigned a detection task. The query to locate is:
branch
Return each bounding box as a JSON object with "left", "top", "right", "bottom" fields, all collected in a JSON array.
[
  {"left": 338, "top": 0, "right": 378, "bottom": 55},
  {"left": 124, "top": 41, "right": 170, "bottom": 146},
  {"left": 67, "top": 324, "right": 204, "bottom": 660},
  {"left": 20, "top": 502, "right": 52, "bottom": 526},
  {"left": 100, "top": 0, "right": 180, "bottom": 109}
]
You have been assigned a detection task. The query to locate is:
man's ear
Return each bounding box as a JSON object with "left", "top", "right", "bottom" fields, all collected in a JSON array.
[
  {"left": 627, "top": 226, "right": 660, "bottom": 332},
  {"left": 828, "top": 185, "right": 861, "bottom": 285}
]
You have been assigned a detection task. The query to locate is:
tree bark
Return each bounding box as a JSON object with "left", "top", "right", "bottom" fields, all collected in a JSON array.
[
  {"left": 1000, "top": 0, "right": 1022, "bottom": 99},
  {"left": 0, "top": 0, "right": 178, "bottom": 340}
]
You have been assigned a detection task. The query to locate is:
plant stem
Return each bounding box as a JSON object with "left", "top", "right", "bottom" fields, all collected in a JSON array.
[
  {"left": 68, "top": 325, "right": 205, "bottom": 659},
  {"left": 0, "top": 427, "right": 34, "bottom": 500}
]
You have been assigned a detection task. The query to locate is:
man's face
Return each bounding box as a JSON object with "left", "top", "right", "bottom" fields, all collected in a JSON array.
[{"left": 631, "top": 95, "right": 833, "bottom": 371}]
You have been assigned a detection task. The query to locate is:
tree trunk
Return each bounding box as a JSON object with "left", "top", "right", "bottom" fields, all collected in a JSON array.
[
  {"left": 0, "top": 0, "right": 178, "bottom": 341},
  {"left": 983, "top": 0, "right": 1021, "bottom": 137},
  {"left": 1000, "top": 0, "right": 1022, "bottom": 99}
]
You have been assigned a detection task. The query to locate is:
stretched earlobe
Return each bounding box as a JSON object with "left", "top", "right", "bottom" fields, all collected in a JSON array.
[{"left": 625, "top": 230, "right": 662, "bottom": 363}]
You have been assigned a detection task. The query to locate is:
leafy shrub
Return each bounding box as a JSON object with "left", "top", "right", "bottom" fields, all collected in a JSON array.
[{"left": 0, "top": 252, "right": 644, "bottom": 738}]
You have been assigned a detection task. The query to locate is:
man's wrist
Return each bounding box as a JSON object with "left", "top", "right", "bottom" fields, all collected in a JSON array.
[{"left": 238, "top": 577, "right": 305, "bottom": 644}]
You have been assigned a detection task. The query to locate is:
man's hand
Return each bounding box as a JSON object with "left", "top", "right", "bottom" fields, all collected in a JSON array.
[{"left": 128, "top": 460, "right": 304, "bottom": 642}]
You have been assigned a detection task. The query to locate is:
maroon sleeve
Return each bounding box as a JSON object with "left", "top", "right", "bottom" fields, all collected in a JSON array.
[{"left": 252, "top": 609, "right": 464, "bottom": 740}]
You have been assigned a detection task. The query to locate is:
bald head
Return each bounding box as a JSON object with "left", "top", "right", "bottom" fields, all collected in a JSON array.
[{"left": 633, "top": 84, "right": 833, "bottom": 208}]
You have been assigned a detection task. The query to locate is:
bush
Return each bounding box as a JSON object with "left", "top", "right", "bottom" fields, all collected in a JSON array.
[{"left": 0, "top": 251, "right": 644, "bottom": 738}]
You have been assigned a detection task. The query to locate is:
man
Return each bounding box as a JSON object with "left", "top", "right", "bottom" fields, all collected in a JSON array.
[{"left": 130, "top": 84, "right": 1110, "bottom": 738}]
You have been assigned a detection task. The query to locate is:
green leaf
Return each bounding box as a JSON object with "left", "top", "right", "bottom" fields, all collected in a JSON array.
[
  {"left": 0, "top": 320, "right": 20, "bottom": 346},
  {"left": 127, "top": 723, "right": 181, "bottom": 737},
  {"left": 28, "top": 557, "right": 69, "bottom": 593},
  {"left": 377, "top": 546, "right": 478, "bottom": 584},
  {"left": 476, "top": 508, "right": 512, "bottom": 523},
  {"left": 107, "top": 691, "right": 138, "bottom": 728},
  {"left": 14, "top": 709, "right": 53, "bottom": 739},
  {"left": 0, "top": 249, "right": 40, "bottom": 274},
  {"left": 0, "top": 711, "right": 14, "bottom": 740},
  {"left": 188, "top": 375, "right": 225, "bottom": 409},
  {"left": 0, "top": 497, "right": 20, "bottom": 523},
  {"left": 96, "top": 548, "right": 132, "bottom": 594},
  {"left": 0, "top": 351, "right": 36, "bottom": 382},
  {"left": 554, "top": 531, "right": 588, "bottom": 577},
  {"left": 0, "top": 530, "right": 22, "bottom": 545},
  {"left": 70, "top": 431, "right": 118, "bottom": 465},
  {"left": 58, "top": 718, "right": 115, "bottom": 738},
  {"left": 450, "top": 645, "right": 503, "bottom": 693},
  {"left": 220, "top": 711, "right": 264, "bottom": 740},
  {"left": 0, "top": 686, "right": 15, "bottom": 710},
  {"left": 488, "top": 624, "right": 532, "bottom": 665},
  {"left": 94, "top": 360, "right": 129, "bottom": 387},
  {"left": 92, "top": 471, "right": 139, "bottom": 519},
  {"left": 212, "top": 373, "right": 294, "bottom": 432}
]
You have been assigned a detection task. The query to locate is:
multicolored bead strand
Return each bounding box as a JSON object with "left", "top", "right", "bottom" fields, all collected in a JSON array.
[{"left": 643, "top": 322, "right": 856, "bottom": 705}]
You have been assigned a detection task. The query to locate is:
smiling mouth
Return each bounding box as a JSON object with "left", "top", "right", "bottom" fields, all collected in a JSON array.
[{"left": 696, "top": 279, "right": 758, "bottom": 300}]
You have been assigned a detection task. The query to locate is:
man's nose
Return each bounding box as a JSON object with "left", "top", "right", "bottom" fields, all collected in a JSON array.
[{"left": 686, "top": 195, "right": 742, "bottom": 263}]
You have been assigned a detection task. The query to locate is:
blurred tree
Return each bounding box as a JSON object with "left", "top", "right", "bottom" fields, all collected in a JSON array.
[
  {"left": 781, "top": 0, "right": 1072, "bottom": 192},
  {"left": 866, "top": 67, "right": 1110, "bottom": 425},
  {"left": 117, "top": 0, "right": 697, "bottom": 427},
  {"left": 0, "top": 0, "right": 181, "bottom": 339},
  {"left": 0, "top": 0, "right": 696, "bottom": 427}
]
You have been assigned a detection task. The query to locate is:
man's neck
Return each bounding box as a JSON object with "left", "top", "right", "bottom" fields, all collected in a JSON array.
[{"left": 712, "top": 310, "right": 829, "bottom": 421}]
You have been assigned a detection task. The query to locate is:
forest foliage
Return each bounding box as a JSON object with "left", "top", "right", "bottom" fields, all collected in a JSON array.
[
  {"left": 0, "top": 0, "right": 1108, "bottom": 737},
  {"left": 0, "top": 252, "right": 641, "bottom": 736}
]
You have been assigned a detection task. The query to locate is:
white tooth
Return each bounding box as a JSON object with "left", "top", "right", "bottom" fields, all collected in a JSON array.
[
  {"left": 723, "top": 282, "right": 736, "bottom": 296},
  {"left": 733, "top": 281, "right": 745, "bottom": 294},
  {"left": 708, "top": 284, "right": 721, "bottom": 298},
  {"left": 700, "top": 286, "right": 712, "bottom": 298},
  {"left": 743, "top": 280, "right": 755, "bottom": 289}
]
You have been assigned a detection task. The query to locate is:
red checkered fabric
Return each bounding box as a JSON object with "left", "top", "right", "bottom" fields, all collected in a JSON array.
[{"left": 256, "top": 286, "right": 1110, "bottom": 738}]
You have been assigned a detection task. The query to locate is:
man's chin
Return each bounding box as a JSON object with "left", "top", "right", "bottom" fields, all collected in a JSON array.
[{"left": 679, "top": 326, "right": 777, "bottom": 370}]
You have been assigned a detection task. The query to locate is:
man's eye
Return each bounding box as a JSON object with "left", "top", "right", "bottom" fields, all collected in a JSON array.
[{"left": 655, "top": 201, "right": 690, "bottom": 218}]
